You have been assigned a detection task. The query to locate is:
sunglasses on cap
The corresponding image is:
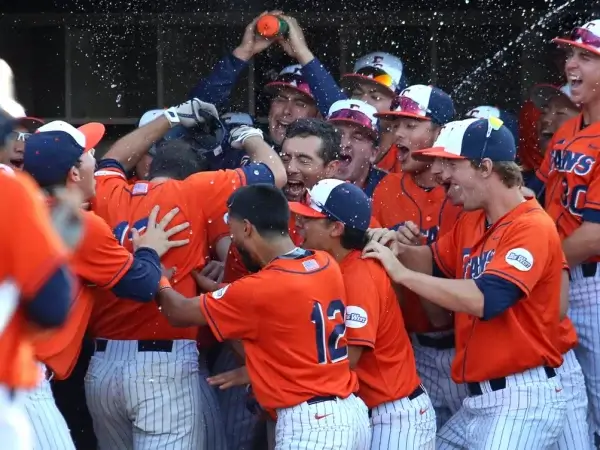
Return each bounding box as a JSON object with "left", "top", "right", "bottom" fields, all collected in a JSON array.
[
  {"left": 7, "top": 131, "right": 31, "bottom": 142},
  {"left": 355, "top": 66, "right": 395, "bottom": 89},
  {"left": 570, "top": 27, "right": 600, "bottom": 49},
  {"left": 329, "top": 108, "right": 375, "bottom": 131},
  {"left": 391, "top": 95, "right": 445, "bottom": 124},
  {"left": 273, "top": 73, "right": 311, "bottom": 93}
]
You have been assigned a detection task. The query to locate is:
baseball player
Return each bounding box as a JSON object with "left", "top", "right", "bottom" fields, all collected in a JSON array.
[
  {"left": 370, "top": 84, "right": 466, "bottom": 428},
  {"left": 0, "top": 157, "right": 72, "bottom": 449},
  {"left": 290, "top": 179, "right": 436, "bottom": 449},
  {"left": 156, "top": 184, "right": 371, "bottom": 449},
  {"left": 367, "top": 117, "right": 568, "bottom": 448},
  {"left": 528, "top": 20, "right": 600, "bottom": 448},
  {"left": 326, "top": 100, "right": 387, "bottom": 197},
  {"left": 20, "top": 121, "right": 190, "bottom": 450},
  {"left": 88, "top": 99, "right": 285, "bottom": 450}
]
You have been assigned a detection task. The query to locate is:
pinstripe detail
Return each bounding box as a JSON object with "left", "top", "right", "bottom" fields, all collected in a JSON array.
[
  {"left": 411, "top": 333, "right": 469, "bottom": 429},
  {"left": 274, "top": 394, "right": 371, "bottom": 449},
  {"left": 211, "top": 346, "right": 258, "bottom": 449},
  {"left": 84, "top": 339, "right": 205, "bottom": 450},
  {"left": 23, "top": 364, "right": 76, "bottom": 450},
  {"left": 568, "top": 266, "right": 600, "bottom": 446},
  {"left": 0, "top": 386, "right": 33, "bottom": 450},
  {"left": 197, "top": 354, "right": 229, "bottom": 450},
  {"left": 553, "top": 350, "right": 592, "bottom": 450},
  {"left": 437, "top": 366, "right": 567, "bottom": 449},
  {"left": 370, "top": 389, "right": 436, "bottom": 449}
]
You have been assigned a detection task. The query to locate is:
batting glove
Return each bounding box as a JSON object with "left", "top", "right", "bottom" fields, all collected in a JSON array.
[
  {"left": 228, "top": 125, "right": 264, "bottom": 149},
  {"left": 164, "top": 98, "right": 219, "bottom": 129}
]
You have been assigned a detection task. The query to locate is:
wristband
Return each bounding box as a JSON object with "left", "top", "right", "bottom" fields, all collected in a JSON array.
[
  {"left": 159, "top": 276, "right": 172, "bottom": 291},
  {"left": 163, "top": 108, "right": 180, "bottom": 128}
]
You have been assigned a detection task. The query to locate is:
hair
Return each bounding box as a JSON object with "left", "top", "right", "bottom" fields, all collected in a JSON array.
[
  {"left": 227, "top": 184, "right": 290, "bottom": 237},
  {"left": 470, "top": 160, "right": 523, "bottom": 188},
  {"left": 284, "top": 118, "right": 341, "bottom": 164},
  {"left": 340, "top": 227, "right": 369, "bottom": 251},
  {"left": 148, "top": 139, "right": 210, "bottom": 181}
]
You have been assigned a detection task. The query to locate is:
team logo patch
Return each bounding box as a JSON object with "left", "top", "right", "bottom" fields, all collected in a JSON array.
[
  {"left": 132, "top": 183, "right": 148, "bottom": 196},
  {"left": 505, "top": 248, "right": 534, "bottom": 272},
  {"left": 211, "top": 284, "right": 230, "bottom": 300},
  {"left": 345, "top": 306, "right": 368, "bottom": 328},
  {"left": 302, "top": 259, "right": 319, "bottom": 271}
]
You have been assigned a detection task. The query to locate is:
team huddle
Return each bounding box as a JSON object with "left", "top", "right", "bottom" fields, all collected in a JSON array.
[{"left": 0, "top": 11, "right": 600, "bottom": 450}]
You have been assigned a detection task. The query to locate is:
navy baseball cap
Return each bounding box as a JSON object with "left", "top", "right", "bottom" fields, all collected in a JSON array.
[
  {"left": 413, "top": 117, "right": 516, "bottom": 161},
  {"left": 23, "top": 130, "right": 84, "bottom": 186},
  {"left": 374, "top": 84, "right": 455, "bottom": 125},
  {"left": 289, "top": 179, "right": 372, "bottom": 232}
]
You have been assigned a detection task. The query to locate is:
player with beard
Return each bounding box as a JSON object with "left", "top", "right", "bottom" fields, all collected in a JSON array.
[
  {"left": 368, "top": 84, "right": 467, "bottom": 429},
  {"left": 326, "top": 100, "right": 387, "bottom": 197}
]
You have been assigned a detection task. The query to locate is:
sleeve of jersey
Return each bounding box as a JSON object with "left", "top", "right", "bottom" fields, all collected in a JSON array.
[
  {"left": 582, "top": 164, "right": 600, "bottom": 223},
  {"left": 343, "top": 269, "right": 379, "bottom": 349},
  {"left": 72, "top": 212, "right": 133, "bottom": 289},
  {"left": 430, "top": 219, "right": 461, "bottom": 278},
  {"left": 482, "top": 222, "right": 549, "bottom": 296},
  {"left": 198, "top": 277, "right": 260, "bottom": 342},
  {"left": 92, "top": 159, "right": 128, "bottom": 215},
  {"left": 302, "top": 58, "right": 346, "bottom": 117},
  {"left": 4, "top": 174, "right": 68, "bottom": 298}
]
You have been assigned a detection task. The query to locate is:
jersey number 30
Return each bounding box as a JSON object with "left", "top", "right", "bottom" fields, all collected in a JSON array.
[{"left": 311, "top": 300, "right": 348, "bottom": 364}]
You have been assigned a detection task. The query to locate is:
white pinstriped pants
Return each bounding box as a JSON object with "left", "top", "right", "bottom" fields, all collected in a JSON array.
[
  {"left": 84, "top": 339, "right": 205, "bottom": 450},
  {"left": 437, "top": 365, "right": 567, "bottom": 450},
  {"left": 23, "top": 363, "right": 76, "bottom": 450},
  {"left": 274, "top": 394, "right": 371, "bottom": 450},
  {"left": 568, "top": 264, "right": 600, "bottom": 447},
  {"left": 0, "top": 385, "right": 32, "bottom": 450}
]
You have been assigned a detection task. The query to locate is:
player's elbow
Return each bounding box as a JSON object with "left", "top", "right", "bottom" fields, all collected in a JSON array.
[
  {"left": 111, "top": 248, "right": 162, "bottom": 302},
  {"left": 25, "top": 265, "right": 73, "bottom": 328}
]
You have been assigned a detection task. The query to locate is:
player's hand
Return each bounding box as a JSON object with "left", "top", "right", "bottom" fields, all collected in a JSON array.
[
  {"left": 162, "top": 265, "right": 177, "bottom": 280},
  {"left": 207, "top": 366, "right": 250, "bottom": 390},
  {"left": 396, "top": 221, "right": 425, "bottom": 246},
  {"left": 276, "top": 15, "right": 313, "bottom": 64},
  {"left": 132, "top": 206, "right": 190, "bottom": 257},
  {"left": 50, "top": 186, "right": 85, "bottom": 251},
  {"left": 191, "top": 269, "right": 221, "bottom": 293},
  {"left": 199, "top": 260, "right": 225, "bottom": 283},
  {"left": 367, "top": 228, "right": 397, "bottom": 246},
  {"left": 165, "top": 98, "right": 219, "bottom": 128},
  {"left": 233, "top": 11, "right": 281, "bottom": 61},
  {"left": 228, "top": 125, "right": 264, "bottom": 150},
  {"left": 362, "top": 240, "right": 407, "bottom": 284}
]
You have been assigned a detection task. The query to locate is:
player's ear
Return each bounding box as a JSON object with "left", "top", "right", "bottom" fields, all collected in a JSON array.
[
  {"left": 68, "top": 165, "right": 82, "bottom": 183},
  {"left": 242, "top": 219, "right": 253, "bottom": 238},
  {"left": 479, "top": 158, "right": 494, "bottom": 179},
  {"left": 330, "top": 221, "right": 344, "bottom": 238},
  {"left": 325, "top": 160, "right": 340, "bottom": 178}
]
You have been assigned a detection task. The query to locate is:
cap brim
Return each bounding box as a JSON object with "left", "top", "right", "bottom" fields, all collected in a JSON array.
[
  {"left": 374, "top": 110, "right": 431, "bottom": 121},
  {"left": 552, "top": 38, "right": 600, "bottom": 57},
  {"left": 412, "top": 147, "right": 465, "bottom": 159},
  {"left": 16, "top": 116, "right": 44, "bottom": 132},
  {"left": 340, "top": 73, "right": 395, "bottom": 95},
  {"left": 78, "top": 122, "right": 105, "bottom": 151},
  {"left": 264, "top": 82, "right": 314, "bottom": 100},
  {"left": 327, "top": 118, "right": 378, "bottom": 139},
  {"left": 288, "top": 201, "right": 327, "bottom": 218}
]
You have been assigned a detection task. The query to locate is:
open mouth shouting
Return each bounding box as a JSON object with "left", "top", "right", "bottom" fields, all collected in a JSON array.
[
  {"left": 396, "top": 145, "right": 411, "bottom": 164},
  {"left": 283, "top": 179, "right": 305, "bottom": 201},
  {"left": 9, "top": 156, "right": 23, "bottom": 170}
]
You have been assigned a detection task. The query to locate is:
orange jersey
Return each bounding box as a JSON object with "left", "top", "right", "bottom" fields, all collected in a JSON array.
[
  {"left": 376, "top": 145, "right": 402, "bottom": 174},
  {"left": 431, "top": 199, "right": 564, "bottom": 383},
  {"left": 557, "top": 317, "right": 577, "bottom": 355},
  {"left": 200, "top": 249, "right": 358, "bottom": 410},
  {"left": 90, "top": 161, "right": 274, "bottom": 340},
  {"left": 36, "top": 211, "right": 133, "bottom": 379},
  {"left": 372, "top": 172, "right": 462, "bottom": 333},
  {"left": 0, "top": 171, "right": 68, "bottom": 389},
  {"left": 341, "top": 251, "right": 420, "bottom": 408},
  {"left": 537, "top": 115, "right": 600, "bottom": 261}
]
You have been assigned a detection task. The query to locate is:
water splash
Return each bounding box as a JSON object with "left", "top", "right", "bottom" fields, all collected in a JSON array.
[{"left": 451, "top": 0, "right": 577, "bottom": 98}]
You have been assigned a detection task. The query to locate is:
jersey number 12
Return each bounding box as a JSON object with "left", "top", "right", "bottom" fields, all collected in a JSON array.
[{"left": 311, "top": 300, "right": 348, "bottom": 364}]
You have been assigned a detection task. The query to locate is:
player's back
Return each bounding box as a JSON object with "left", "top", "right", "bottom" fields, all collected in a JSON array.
[
  {"left": 341, "top": 251, "right": 420, "bottom": 408},
  {"left": 237, "top": 250, "right": 357, "bottom": 410}
]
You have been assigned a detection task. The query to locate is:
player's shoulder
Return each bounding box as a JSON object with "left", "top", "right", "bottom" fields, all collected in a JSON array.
[
  {"left": 95, "top": 159, "right": 128, "bottom": 180},
  {"left": 376, "top": 171, "right": 402, "bottom": 191},
  {"left": 80, "top": 209, "right": 114, "bottom": 238},
  {"left": 341, "top": 250, "right": 388, "bottom": 286}
]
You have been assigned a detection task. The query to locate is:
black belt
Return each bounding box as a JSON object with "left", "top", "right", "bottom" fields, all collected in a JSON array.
[
  {"left": 467, "top": 366, "right": 556, "bottom": 397},
  {"left": 307, "top": 395, "right": 337, "bottom": 405},
  {"left": 95, "top": 339, "right": 174, "bottom": 353},
  {"left": 368, "top": 385, "right": 424, "bottom": 418},
  {"left": 415, "top": 333, "right": 455, "bottom": 350},
  {"left": 582, "top": 262, "right": 598, "bottom": 278}
]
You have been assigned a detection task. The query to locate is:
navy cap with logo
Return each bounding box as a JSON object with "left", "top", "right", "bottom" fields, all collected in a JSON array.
[
  {"left": 23, "top": 130, "right": 84, "bottom": 187},
  {"left": 289, "top": 179, "right": 372, "bottom": 232},
  {"left": 413, "top": 117, "right": 516, "bottom": 161}
]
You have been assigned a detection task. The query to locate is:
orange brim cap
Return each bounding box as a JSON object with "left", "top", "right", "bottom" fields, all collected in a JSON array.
[
  {"left": 78, "top": 122, "right": 105, "bottom": 151},
  {"left": 288, "top": 201, "right": 327, "bottom": 218},
  {"left": 412, "top": 146, "right": 465, "bottom": 159},
  {"left": 552, "top": 38, "right": 600, "bottom": 57},
  {"left": 373, "top": 110, "right": 431, "bottom": 121}
]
